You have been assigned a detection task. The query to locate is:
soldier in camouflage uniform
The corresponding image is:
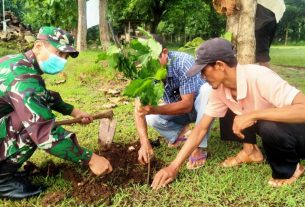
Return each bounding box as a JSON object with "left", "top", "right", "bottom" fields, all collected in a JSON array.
[{"left": 0, "top": 26, "right": 112, "bottom": 199}]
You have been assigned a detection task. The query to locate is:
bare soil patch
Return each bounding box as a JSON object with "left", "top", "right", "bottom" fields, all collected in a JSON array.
[{"left": 37, "top": 142, "right": 163, "bottom": 206}]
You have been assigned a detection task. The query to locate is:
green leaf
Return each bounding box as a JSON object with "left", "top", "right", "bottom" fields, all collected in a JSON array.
[
  {"left": 123, "top": 79, "right": 145, "bottom": 97},
  {"left": 107, "top": 45, "right": 121, "bottom": 55},
  {"left": 221, "top": 32, "right": 233, "bottom": 42},
  {"left": 107, "top": 53, "right": 121, "bottom": 68},
  {"left": 147, "top": 39, "right": 162, "bottom": 59},
  {"left": 138, "top": 59, "right": 160, "bottom": 79},
  {"left": 137, "top": 38, "right": 149, "bottom": 47},
  {"left": 138, "top": 53, "right": 151, "bottom": 67},
  {"left": 154, "top": 68, "right": 167, "bottom": 80},
  {"left": 130, "top": 39, "right": 149, "bottom": 54},
  {"left": 137, "top": 27, "right": 152, "bottom": 38},
  {"left": 48, "top": 0, "right": 55, "bottom": 6},
  {"left": 133, "top": 79, "right": 153, "bottom": 97},
  {"left": 152, "top": 82, "right": 165, "bottom": 104}
]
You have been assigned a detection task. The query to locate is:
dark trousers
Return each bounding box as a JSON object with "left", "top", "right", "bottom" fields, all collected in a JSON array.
[
  {"left": 220, "top": 109, "right": 257, "bottom": 144},
  {"left": 255, "top": 20, "right": 277, "bottom": 63},
  {"left": 220, "top": 109, "right": 305, "bottom": 179}
]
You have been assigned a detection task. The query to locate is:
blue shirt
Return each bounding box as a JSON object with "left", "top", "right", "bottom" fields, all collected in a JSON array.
[{"left": 163, "top": 51, "right": 205, "bottom": 104}]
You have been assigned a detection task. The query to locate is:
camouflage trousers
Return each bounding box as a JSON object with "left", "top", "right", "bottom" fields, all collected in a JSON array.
[{"left": 0, "top": 112, "right": 92, "bottom": 171}]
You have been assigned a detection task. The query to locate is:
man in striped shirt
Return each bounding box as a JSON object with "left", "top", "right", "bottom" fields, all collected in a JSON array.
[{"left": 135, "top": 35, "right": 212, "bottom": 170}]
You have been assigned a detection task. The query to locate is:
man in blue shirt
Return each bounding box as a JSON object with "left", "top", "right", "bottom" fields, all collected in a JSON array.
[{"left": 135, "top": 35, "right": 212, "bottom": 169}]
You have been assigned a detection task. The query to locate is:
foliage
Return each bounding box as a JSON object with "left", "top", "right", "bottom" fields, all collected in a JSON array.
[
  {"left": 221, "top": 31, "right": 233, "bottom": 42},
  {"left": 97, "top": 28, "right": 166, "bottom": 105},
  {"left": 0, "top": 0, "right": 25, "bottom": 20},
  {"left": 108, "top": 0, "right": 226, "bottom": 43},
  {"left": 157, "top": 0, "right": 226, "bottom": 41},
  {"left": 178, "top": 37, "right": 204, "bottom": 53},
  {"left": 109, "top": 0, "right": 176, "bottom": 33},
  {"left": 12, "top": 0, "right": 78, "bottom": 30},
  {"left": 275, "top": 0, "right": 305, "bottom": 43},
  {"left": 178, "top": 32, "right": 232, "bottom": 54}
]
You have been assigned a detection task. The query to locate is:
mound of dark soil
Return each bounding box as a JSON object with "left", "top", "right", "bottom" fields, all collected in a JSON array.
[{"left": 39, "top": 142, "right": 164, "bottom": 206}]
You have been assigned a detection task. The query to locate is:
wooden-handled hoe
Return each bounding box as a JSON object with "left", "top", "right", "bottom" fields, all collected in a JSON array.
[{"left": 55, "top": 109, "right": 116, "bottom": 151}]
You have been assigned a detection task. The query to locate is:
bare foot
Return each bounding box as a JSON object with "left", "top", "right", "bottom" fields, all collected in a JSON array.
[
  {"left": 186, "top": 148, "right": 208, "bottom": 170},
  {"left": 268, "top": 163, "right": 304, "bottom": 187}
]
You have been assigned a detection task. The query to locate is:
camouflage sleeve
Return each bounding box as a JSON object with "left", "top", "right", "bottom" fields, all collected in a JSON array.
[
  {"left": 8, "top": 77, "right": 92, "bottom": 165},
  {"left": 48, "top": 90, "right": 74, "bottom": 115}
]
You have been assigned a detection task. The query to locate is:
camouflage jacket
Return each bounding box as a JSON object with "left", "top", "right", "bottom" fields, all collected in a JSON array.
[{"left": 0, "top": 50, "right": 92, "bottom": 164}]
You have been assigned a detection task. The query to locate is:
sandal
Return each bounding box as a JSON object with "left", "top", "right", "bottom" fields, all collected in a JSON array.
[
  {"left": 168, "top": 137, "right": 187, "bottom": 148},
  {"left": 186, "top": 151, "right": 208, "bottom": 170},
  {"left": 221, "top": 150, "right": 264, "bottom": 167}
]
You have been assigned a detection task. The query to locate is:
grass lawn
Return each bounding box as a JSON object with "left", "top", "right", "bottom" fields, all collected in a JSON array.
[
  {"left": 270, "top": 46, "right": 305, "bottom": 68},
  {"left": 0, "top": 47, "right": 305, "bottom": 206}
]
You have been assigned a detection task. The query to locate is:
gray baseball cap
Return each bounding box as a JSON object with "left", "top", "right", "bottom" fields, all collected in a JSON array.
[{"left": 187, "top": 38, "right": 235, "bottom": 77}]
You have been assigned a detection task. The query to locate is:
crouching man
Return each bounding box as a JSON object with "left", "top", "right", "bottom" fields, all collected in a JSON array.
[
  {"left": 135, "top": 35, "right": 212, "bottom": 170},
  {"left": 151, "top": 38, "right": 305, "bottom": 189}
]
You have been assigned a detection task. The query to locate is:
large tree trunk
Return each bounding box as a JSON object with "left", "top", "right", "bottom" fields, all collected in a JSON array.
[
  {"left": 99, "top": 0, "right": 110, "bottom": 49},
  {"left": 77, "top": 0, "right": 87, "bottom": 51},
  {"left": 227, "top": 0, "right": 256, "bottom": 64}
]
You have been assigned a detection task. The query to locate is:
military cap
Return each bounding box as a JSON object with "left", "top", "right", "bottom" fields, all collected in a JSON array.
[{"left": 37, "top": 26, "right": 79, "bottom": 58}]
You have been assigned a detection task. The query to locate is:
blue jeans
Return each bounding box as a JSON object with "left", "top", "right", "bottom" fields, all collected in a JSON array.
[{"left": 146, "top": 82, "right": 212, "bottom": 148}]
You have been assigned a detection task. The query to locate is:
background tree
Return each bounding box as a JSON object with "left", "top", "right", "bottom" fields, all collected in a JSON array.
[
  {"left": 214, "top": 0, "right": 256, "bottom": 64},
  {"left": 157, "top": 0, "right": 225, "bottom": 43},
  {"left": 1, "top": 0, "right": 24, "bottom": 20},
  {"left": 99, "top": 0, "right": 110, "bottom": 49},
  {"left": 77, "top": 0, "right": 87, "bottom": 51},
  {"left": 275, "top": 0, "right": 305, "bottom": 44},
  {"left": 123, "top": 0, "right": 175, "bottom": 33},
  {"left": 13, "top": 0, "right": 77, "bottom": 30},
  {"left": 109, "top": 0, "right": 225, "bottom": 44}
]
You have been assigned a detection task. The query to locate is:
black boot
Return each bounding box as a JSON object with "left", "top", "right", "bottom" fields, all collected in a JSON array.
[{"left": 0, "top": 173, "right": 44, "bottom": 199}]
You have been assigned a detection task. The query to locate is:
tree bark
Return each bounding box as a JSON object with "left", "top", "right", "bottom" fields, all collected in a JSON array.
[
  {"left": 99, "top": 0, "right": 110, "bottom": 49},
  {"left": 77, "top": 0, "right": 87, "bottom": 51},
  {"left": 285, "top": 25, "right": 289, "bottom": 46},
  {"left": 226, "top": 0, "right": 256, "bottom": 64}
]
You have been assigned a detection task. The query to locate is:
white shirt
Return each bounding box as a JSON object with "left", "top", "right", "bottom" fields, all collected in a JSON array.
[{"left": 257, "top": 0, "right": 286, "bottom": 22}]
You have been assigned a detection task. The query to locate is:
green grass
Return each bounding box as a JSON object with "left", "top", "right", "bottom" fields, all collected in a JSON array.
[
  {"left": 1, "top": 49, "right": 305, "bottom": 206},
  {"left": 270, "top": 46, "right": 305, "bottom": 68}
]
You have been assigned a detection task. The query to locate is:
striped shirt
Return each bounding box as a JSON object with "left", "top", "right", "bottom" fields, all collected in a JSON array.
[{"left": 163, "top": 51, "right": 205, "bottom": 103}]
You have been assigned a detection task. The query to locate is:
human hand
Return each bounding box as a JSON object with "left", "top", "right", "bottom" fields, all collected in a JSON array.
[
  {"left": 88, "top": 153, "right": 113, "bottom": 176},
  {"left": 138, "top": 143, "right": 154, "bottom": 165},
  {"left": 151, "top": 165, "right": 178, "bottom": 190},
  {"left": 232, "top": 113, "right": 257, "bottom": 139},
  {"left": 135, "top": 98, "right": 154, "bottom": 116},
  {"left": 70, "top": 108, "right": 93, "bottom": 124}
]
